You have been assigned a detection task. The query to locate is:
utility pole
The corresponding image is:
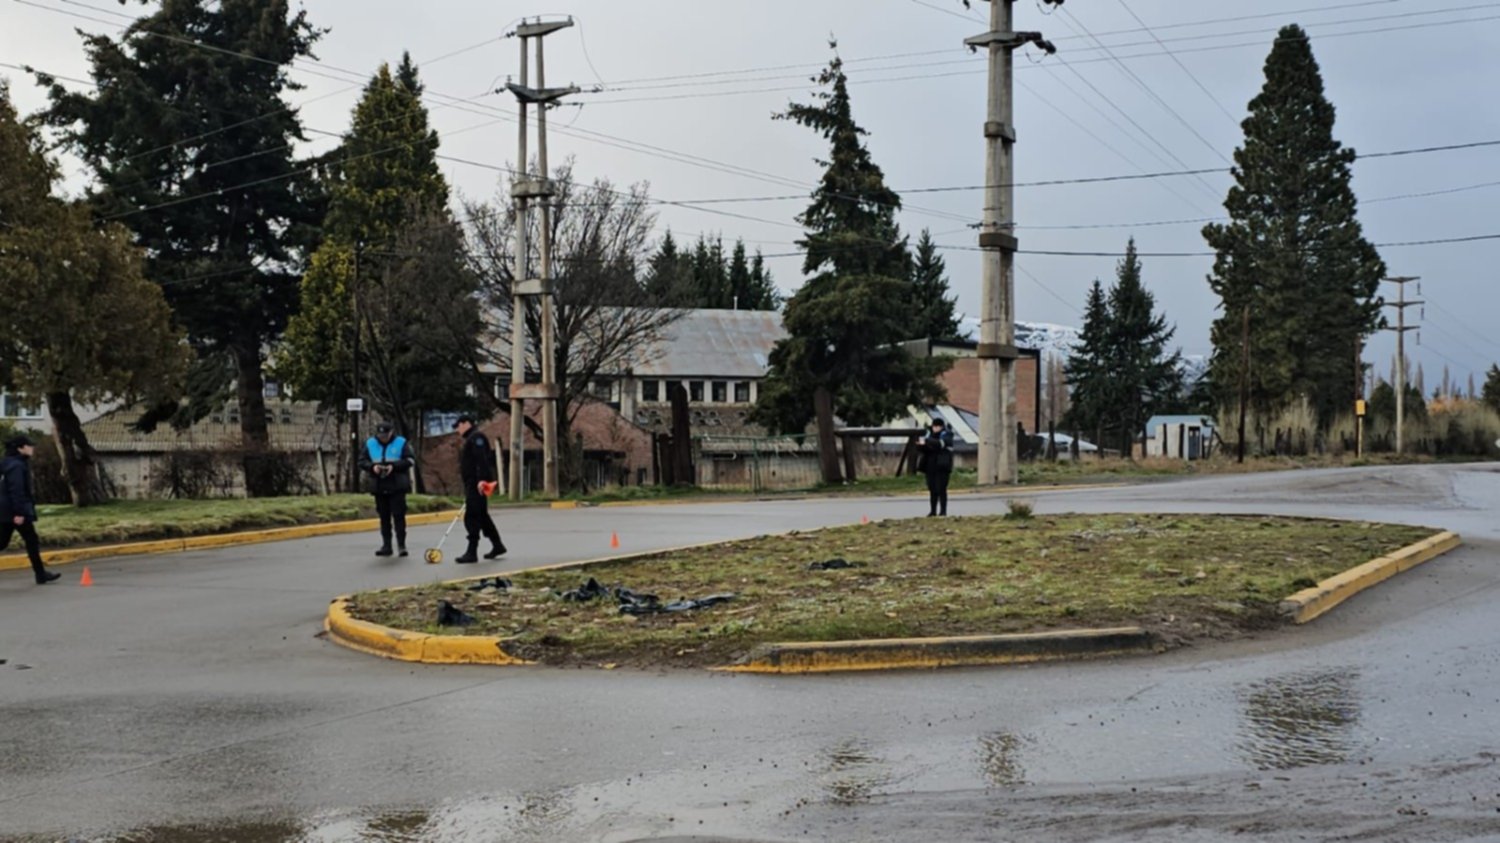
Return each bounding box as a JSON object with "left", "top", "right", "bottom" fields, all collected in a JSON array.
[
  {"left": 966, "top": 1, "right": 1058, "bottom": 486},
  {"left": 1383, "top": 276, "right": 1421, "bottom": 455},
  {"left": 505, "top": 17, "right": 578, "bottom": 500},
  {"left": 349, "top": 242, "right": 363, "bottom": 492},
  {"left": 1237, "top": 303, "right": 1249, "bottom": 464}
]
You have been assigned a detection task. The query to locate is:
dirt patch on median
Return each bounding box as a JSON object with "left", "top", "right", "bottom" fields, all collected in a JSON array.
[{"left": 346, "top": 514, "right": 1436, "bottom": 669}]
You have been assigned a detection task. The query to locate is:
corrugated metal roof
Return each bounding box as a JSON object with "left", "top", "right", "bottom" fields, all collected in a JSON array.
[{"left": 630, "top": 309, "right": 785, "bottom": 379}]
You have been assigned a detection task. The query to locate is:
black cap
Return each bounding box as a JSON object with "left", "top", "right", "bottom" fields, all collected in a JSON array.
[
  {"left": 375, "top": 421, "right": 395, "bottom": 435},
  {"left": 452, "top": 415, "right": 476, "bottom": 430},
  {"left": 5, "top": 433, "right": 34, "bottom": 451},
  {"left": 930, "top": 418, "right": 946, "bottom": 428}
]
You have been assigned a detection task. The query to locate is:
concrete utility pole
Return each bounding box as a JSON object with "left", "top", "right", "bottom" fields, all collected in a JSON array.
[
  {"left": 1383, "top": 276, "right": 1421, "bottom": 456},
  {"left": 966, "top": 1, "right": 1058, "bottom": 486},
  {"left": 505, "top": 17, "right": 578, "bottom": 500}
]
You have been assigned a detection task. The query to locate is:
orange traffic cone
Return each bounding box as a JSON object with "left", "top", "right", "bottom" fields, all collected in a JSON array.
[
  {"left": 610, "top": 532, "right": 621, "bottom": 549},
  {"left": 79, "top": 567, "right": 94, "bottom": 587},
  {"left": 861, "top": 515, "right": 871, "bottom": 525}
]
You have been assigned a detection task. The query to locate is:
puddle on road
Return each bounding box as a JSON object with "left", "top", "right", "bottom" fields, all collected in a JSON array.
[
  {"left": 1237, "top": 668, "right": 1361, "bottom": 770},
  {"left": 976, "top": 730, "right": 1027, "bottom": 787},
  {"left": 818, "top": 737, "right": 893, "bottom": 805}
]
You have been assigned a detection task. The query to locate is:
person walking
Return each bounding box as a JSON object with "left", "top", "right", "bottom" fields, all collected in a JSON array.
[
  {"left": 359, "top": 421, "right": 415, "bottom": 557},
  {"left": 918, "top": 417, "right": 955, "bottom": 517},
  {"left": 0, "top": 434, "right": 60, "bottom": 584},
  {"left": 453, "top": 415, "right": 505, "bottom": 564}
]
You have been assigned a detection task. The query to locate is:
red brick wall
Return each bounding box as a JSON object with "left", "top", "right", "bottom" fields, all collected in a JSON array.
[
  {"left": 419, "top": 400, "right": 654, "bottom": 494},
  {"left": 939, "top": 355, "right": 1041, "bottom": 433}
]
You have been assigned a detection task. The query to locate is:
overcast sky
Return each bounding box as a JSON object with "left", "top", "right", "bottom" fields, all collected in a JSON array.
[{"left": 5, "top": 0, "right": 1500, "bottom": 388}]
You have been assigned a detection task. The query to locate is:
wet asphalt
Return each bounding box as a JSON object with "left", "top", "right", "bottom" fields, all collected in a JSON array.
[{"left": 3, "top": 464, "right": 1500, "bottom": 842}]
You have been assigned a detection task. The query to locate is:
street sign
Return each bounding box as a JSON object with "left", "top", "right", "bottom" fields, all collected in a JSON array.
[
  {"left": 346, "top": 398, "right": 365, "bottom": 413},
  {"left": 1355, "top": 399, "right": 1367, "bottom": 417}
]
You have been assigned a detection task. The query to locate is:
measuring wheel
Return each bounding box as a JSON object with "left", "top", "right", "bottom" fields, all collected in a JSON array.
[{"left": 424, "top": 548, "right": 443, "bottom": 564}]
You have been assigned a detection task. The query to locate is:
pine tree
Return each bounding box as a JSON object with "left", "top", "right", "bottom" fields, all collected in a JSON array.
[
  {"left": 643, "top": 230, "right": 692, "bottom": 305},
  {"left": 1107, "top": 239, "right": 1183, "bottom": 457},
  {"left": 745, "top": 248, "right": 781, "bottom": 310},
  {"left": 278, "top": 58, "right": 477, "bottom": 465},
  {"left": 908, "top": 229, "right": 961, "bottom": 340},
  {"left": 751, "top": 46, "right": 945, "bottom": 482},
  {"left": 1064, "top": 280, "right": 1113, "bottom": 444},
  {"left": 1483, "top": 365, "right": 1500, "bottom": 413},
  {"left": 726, "top": 239, "right": 753, "bottom": 309},
  {"left": 40, "top": 0, "right": 321, "bottom": 496},
  {"left": 1204, "top": 24, "right": 1385, "bottom": 426}
]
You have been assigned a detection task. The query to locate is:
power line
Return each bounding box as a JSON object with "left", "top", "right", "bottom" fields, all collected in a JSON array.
[
  {"left": 1110, "top": 0, "right": 1240, "bottom": 124},
  {"left": 1055, "top": 6, "right": 1233, "bottom": 167}
]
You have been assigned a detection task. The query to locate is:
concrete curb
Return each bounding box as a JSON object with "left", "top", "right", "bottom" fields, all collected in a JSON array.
[
  {"left": 716, "top": 627, "right": 1158, "bottom": 674},
  {"left": 1279, "top": 530, "right": 1462, "bottom": 624},
  {"left": 0, "top": 509, "right": 460, "bottom": 572},
  {"left": 324, "top": 595, "right": 532, "bottom": 665}
]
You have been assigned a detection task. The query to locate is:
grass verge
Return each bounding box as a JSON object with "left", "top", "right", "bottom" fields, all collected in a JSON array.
[
  {"left": 31, "top": 494, "right": 459, "bottom": 549},
  {"left": 347, "top": 513, "right": 1435, "bottom": 669}
]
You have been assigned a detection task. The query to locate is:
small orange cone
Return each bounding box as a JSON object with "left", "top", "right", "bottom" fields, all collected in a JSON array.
[
  {"left": 79, "top": 567, "right": 94, "bottom": 587},
  {"left": 861, "top": 515, "right": 871, "bottom": 525},
  {"left": 610, "top": 532, "right": 621, "bottom": 549}
]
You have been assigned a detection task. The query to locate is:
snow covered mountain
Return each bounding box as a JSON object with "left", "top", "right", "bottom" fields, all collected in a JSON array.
[{"left": 959, "top": 314, "right": 1208, "bottom": 387}]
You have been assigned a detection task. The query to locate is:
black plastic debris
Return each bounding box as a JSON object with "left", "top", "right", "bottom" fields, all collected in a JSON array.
[
  {"left": 620, "top": 592, "right": 736, "bottom": 616},
  {"left": 437, "top": 599, "right": 477, "bottom": 627},
  {"left": 560, "top": 577, "right": 610, "bottom": 602},
  {"left": 557, "top": 577, "right": 734, "bottom": 616},
  {"left": 808, "top": 557, "right": 856, "bottom": 571},
  {"left": 466, "top": 577, "right": 513, "bottom": 592}
]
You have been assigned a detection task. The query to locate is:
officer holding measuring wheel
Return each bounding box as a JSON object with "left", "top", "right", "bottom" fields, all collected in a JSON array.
[{"left": 453, "top": 415, "right": 505, "bottom": 563}]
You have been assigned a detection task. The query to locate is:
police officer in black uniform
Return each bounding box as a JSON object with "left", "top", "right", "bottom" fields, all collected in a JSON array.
[
  {"left": 453, "top": 415, "right": 505, "bottom": 563},
  {"left": 0, "top": 434, "right": 60, "bottom": 584}
]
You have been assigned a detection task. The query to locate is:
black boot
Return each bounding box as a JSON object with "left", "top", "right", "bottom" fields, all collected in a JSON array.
[
  {"left": 484, "top": 542, "right": 507, "bottom": 560},
  {"left": 397, "top": 540, "right": 408, "bottom": 558},
  {"left": 35, "top": 570, "right": 60, "bottom": 584},
  {"left": 454, "top": 541, "right": 479, "bottom": 564},
  {"left": 375, "top": 542, "right": 394, "bottom": 557}
]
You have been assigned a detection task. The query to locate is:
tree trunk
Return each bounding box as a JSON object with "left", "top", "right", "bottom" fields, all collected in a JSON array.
[
  {"left": 46, "top": 391, "right": 107, "bottom": 506},
  {"left": 814, "top": 386, "right": 842, "bottom": 485},
  {"left": 668, "top": 382, "right": 694, "bottom": 485},
  {"left": 232, "top": 341, "right": 276, "bottom": 497}
]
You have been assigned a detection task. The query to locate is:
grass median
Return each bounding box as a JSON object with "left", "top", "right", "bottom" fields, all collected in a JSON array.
[
  {"left": 347, "top": 513, "right": 1436, "bottom": 669},
  {"left": 31, "top": 494, "right": 459, "bottom": 549}
]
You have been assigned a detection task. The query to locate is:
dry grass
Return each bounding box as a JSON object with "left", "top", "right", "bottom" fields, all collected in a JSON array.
[{"left": 348, "top": 513, "right": 1435, "bottom": 668}]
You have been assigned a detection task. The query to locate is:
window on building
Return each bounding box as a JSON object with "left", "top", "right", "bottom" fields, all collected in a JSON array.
[
  {"left": 642, "top": 380, "right": 660, "bottom": 402},
  {"left": 689, "top": 381, "right": 704, "bottom": 402},
  {"left": 590, "top": 379, "right": 613, "bottom": 401},
  {"left": 734, "top": 381, "right": 751, "bottom": 403},
  {"left": 0, "top": 393, "right": 41, "bottom": 419},
  {"left": 711, "top": 381, "right": 728, "bottom": 403}
]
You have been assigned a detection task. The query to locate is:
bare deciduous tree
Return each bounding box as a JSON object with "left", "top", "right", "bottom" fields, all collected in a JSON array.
[{"left": 462, "top": 160, "right": 683, "bottom": 490}]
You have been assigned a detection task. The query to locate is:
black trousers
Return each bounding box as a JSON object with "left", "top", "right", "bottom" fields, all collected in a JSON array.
[
  {"left": 374, "top": 493, "right": 407, "bottom": 545},
  {"left": 925, "top": 471, "right": 951, "bottom": 515},
  {"left": 0, "top": 520, "right": 46, "bottom": 579},
  {"left": 463, "top": 489, "right": 502, "bottom": 552}
]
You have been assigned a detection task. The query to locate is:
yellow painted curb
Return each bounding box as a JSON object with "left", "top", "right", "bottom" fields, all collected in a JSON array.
[
  {"left": 1280, "top": 530, "right": 1462, "bottom": 624},
  {"left": 717, "top": 627, "right": 1156, "bottom": 674},
  {"left": 324, "top": 596, "right": 532, "bottom": 665},
  {"left": 0, "top": 508, "right": 460, "bottom": 572}
]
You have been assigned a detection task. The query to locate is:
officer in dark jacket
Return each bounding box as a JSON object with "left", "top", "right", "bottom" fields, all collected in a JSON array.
[
  {"left": 453, "top": 415, "right": 505, "bottom": 563},
  {"left": 0, "top": 434, "right": 60, "bottom": 584},
  {"left": 918, "top": 418, "right": 956, "bottom": 517},
  {"left": 358, "top": 421, "right": 415, "bottom": 557}
]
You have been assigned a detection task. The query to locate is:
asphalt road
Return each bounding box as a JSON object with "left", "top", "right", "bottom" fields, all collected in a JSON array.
[{"left": 4, "top": 464, "right": 1500, "bottom": 842}]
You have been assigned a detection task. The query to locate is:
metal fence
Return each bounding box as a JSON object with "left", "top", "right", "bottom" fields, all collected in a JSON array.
[{"left": 693, "top": 435, "right": 823, "bottom": 493}]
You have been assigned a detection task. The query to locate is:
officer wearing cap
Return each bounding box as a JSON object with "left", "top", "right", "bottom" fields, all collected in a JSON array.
[
  {"left": 0, "top": 434, "right": 60, "bottom": 584},
  {"left": 358, "top": 421, "right": 415, "bottom": 557},
  {"left": 453, "top": 415, "right": 505, "bottom": 563}
]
